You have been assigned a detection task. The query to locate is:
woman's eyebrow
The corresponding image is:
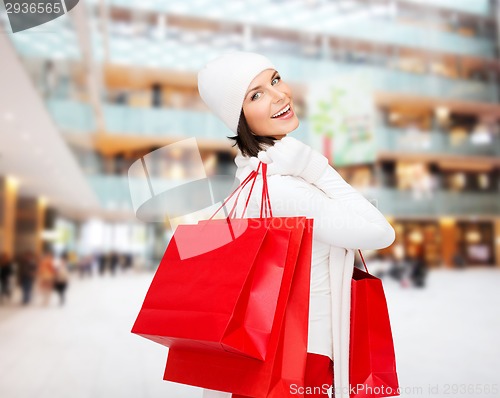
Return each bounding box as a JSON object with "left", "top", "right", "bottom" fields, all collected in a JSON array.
[{"left": 245, "top": 70, "right": 279, "bottom": 98}]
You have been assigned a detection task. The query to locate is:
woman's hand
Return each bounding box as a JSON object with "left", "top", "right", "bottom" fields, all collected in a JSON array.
[{"left": 249, "top": 136, "right": 329, "bottom": 183}]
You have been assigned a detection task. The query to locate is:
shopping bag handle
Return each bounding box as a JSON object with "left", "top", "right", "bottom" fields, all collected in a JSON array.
[
  {"left": 208, "top": 161, "right": 272, "bottom": 221},
  {"left": 208, "top": 166, "right": 258, "bottom": 221},
  {"left": 227, "top": 162, "right": 272, "bottom": 219},
  {"left": 358, "top": 249, "right": 370, "bottom": 273},
  {"left": 237, "top": 162, "right": 272, "bottom": 219}
]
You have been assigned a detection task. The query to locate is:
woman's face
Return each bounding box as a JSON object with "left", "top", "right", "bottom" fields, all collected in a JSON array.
[{"left": 242, "top": 69, "right": 299, "bottom": 140}]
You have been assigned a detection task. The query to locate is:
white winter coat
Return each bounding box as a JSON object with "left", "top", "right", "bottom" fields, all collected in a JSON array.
[{"left": 205, "top": 146, "right": 395, "bottom": 398}]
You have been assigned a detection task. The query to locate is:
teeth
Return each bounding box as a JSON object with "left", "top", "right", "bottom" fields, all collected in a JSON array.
[{"left": 272, "top": 104, "right": 290, "bottom": 118}]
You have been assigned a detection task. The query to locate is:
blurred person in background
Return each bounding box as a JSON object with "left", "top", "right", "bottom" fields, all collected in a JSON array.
[
  {"left": 123, "top": 253, "right": 133, "bottom": 272},
  {"left": 67, "top": 251, "right": 78, "bottom": 272},
  {"left": 38, "top": 250, "right": 56, "bottom": 306},
  {"left": 452, "top": 250, "right": 466, "bottom": 269},
  {"left": 110, "top": 251, "right": 119, "bottom": 276},
  {"left": 42, "top": 60, "right": 59, "bottom": 98},
  {"left": 53, "top": 252, "right": 70, "bottom": 306},
  {"left": 409, "top": 251, "right": 428, "bottom": 288},
  {"left": 0, "top": 252, "right": 13, "bottom": 304},
  {"left": 98, "top": 252, "right": 107, "bottom": 276},
  {"left": 390, "top": 254, "right": 414, "bottom": 288},
  {"left": 77, "top": 255, "right": 93, "bottom": 278},
  {"left": 387, "top": 243, "right": 411, "bottom": 287},
  {"left": 17, "top": 250, "right": 38, "bottom": 305}
]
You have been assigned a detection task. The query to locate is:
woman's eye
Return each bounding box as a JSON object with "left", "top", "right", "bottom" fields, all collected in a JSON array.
[{"left": 251, "top": 76, "right": 281, "bottom": 101}]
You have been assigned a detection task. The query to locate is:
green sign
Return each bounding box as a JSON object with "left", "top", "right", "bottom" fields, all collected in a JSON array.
[{"left": 308, "top": 72, "right": 376, "bottom": 166}]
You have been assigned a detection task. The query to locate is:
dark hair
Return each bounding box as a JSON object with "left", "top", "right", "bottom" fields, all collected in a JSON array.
[{"left": 228, "top": 109, "right": 277, "bottom": 157}]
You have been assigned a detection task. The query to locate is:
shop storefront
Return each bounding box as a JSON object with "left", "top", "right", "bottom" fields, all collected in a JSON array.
[
  {"left": 393, "top": 219, "right": 497, "bottom": 268},
  {"left": 456, "top": 221, "right": 496, "bottom": 266},
  {"left": 393, "top": 220, "right": 442, "bottom": 267}
]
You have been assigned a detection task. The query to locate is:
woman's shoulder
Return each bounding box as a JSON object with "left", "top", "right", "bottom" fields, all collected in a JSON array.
[
  {"left": 252, "top": 173, "right": 318, "bottom": 201},
  {"left": 267, "top": 173, "right": 311, "bottom": 188}
]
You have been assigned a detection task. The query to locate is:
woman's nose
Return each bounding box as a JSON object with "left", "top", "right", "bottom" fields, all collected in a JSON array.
[{"left": 270, "top": 87, "right": 286, "bottom": 102}]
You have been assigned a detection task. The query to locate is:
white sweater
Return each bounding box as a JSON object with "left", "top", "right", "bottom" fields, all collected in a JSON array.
[{"left": 204, "top": 146, "right": 395, "bottom": 398}]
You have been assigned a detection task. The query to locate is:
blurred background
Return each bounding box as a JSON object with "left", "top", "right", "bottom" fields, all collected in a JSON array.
[{"left": 0, "top": 1, "right": 499, "bottom": 397}]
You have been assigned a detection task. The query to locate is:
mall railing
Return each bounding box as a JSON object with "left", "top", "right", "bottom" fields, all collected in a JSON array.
[
  {"left": 46, "top": 99, "right": 96, "bottom": 133},
  {"left": 375, "top": 127, "right": 500, "bottom": 157},
  {"left": 91, "top": 0, "right": 495, "bottom": 58},
  {"left": 325, "top": 20, "right": 494, "bottom": 58},
  {"left": 47, "top": 99, "right": 311, "bottom": 139},
  {"left": 88, "top": 175, "right": 500, "bottom": 217},
  {"left": 11, "top": 34, "right": 499, "bottom": 107},
  {"left": 46, "top": 99, "right": 500, "bottom": 159},
  {"left": 88, "top": 175, "right": 132, "bottom": 212},
  {"left": 270, "top": 55, "right": 498, "bottom": 103},
  {"left": 364, "top": 187, "right": 500, "bottom": 217},
  {"left": 106, "top": 48, "right": 499, "bottom": 104},
  {"left": 103, "top": 104, "right": 228, "bottom": 139},
  {"left": 401, "top": 0, "right": 491, "bottom": 16}
]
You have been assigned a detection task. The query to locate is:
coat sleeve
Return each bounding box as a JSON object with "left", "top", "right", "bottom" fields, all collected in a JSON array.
[{"left": 261, "top": 173, "right": 395, "bottom": 250}]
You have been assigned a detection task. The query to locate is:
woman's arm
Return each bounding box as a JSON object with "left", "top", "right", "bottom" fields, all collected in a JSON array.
[
  {"left": 263, "top": 174, "right": 395, "bottom": 250},
  {"left": 249, "top": 136, "right": 395, "bottom": 249}
]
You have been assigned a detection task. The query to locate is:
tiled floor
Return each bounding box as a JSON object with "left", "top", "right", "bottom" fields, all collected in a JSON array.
[{"left": 0, "top": 267, "right": 499, "bottom": 398}]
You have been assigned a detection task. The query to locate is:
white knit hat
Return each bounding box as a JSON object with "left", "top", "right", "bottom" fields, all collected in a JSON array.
[{"left": 198, "top": 51, "right": 276, "bottom": 134}]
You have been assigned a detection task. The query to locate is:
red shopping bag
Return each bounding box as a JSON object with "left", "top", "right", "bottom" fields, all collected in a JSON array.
[
  {"left": 262, "top": 217, "right": 312, "bottom": 398},
  {"left": 131, "top": 163, "right": 296, "bottom": 361},
  {"left": 164, "top": 217, "right": 313, "bottom": 398},
  {"left": 349, "top": 250, "right": 400, "bottom": 398}
]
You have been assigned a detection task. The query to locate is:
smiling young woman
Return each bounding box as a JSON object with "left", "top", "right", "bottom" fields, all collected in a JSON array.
[{"left": 196, "top": 51, "right": 396, "bottom": 398}]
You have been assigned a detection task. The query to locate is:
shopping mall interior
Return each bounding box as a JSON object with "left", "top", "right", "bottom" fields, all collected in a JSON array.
[
  {"left": 1, "top": 1, "right": 500, "bottom": 397},
  {"left": 1, "top": 0, "right": 500, "bottom": 272}
]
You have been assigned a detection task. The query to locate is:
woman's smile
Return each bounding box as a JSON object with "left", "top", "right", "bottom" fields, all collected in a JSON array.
[{"left": 271, "top": 103, "right": 294, "bottom": 120}]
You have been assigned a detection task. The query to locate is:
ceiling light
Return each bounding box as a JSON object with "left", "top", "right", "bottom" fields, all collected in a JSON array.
[
  {"left": 439, "top": 217, "right": 455, "bottom": 226},
  {"left": 435, "top": 106, "right": 449, "bottom": 120},
  {"left": 466, "top": 230, "right": 481, "bottom": 243},
  {"left": 6, "top": 175, "right": 20, "bottom": 189}
]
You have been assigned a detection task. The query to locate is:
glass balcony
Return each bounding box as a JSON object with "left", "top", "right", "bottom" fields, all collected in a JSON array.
[
  {"left": 47, "top": 99, "right": 311, "bottom": 140},
  {"left": 88, "top": 175, "right": 133, "bottom": 211},
  {"left": 9, "top": 28, "right": 497, "bottom": 105},
  {"left": 88, "top": 175, "right": 500, "bottom": 217},
  {"left": 98, "top": 39, "right": 498, "bottom": 102},
  {"left": 47, "top": 98, "right": 500, "bottom": 160},
  {"left": 46, "top": 99, "right": 96, "bottom": 133},
  {"left": 103, "top": 102, "right": 311, "bottom": 141},
  {"left": 364, "top": 187, "right": 500, "bottom": 217},
  {"left": 375, "top": 127, "right": 500, "bottom": 157},
  {"left": 271, "top": 55, "right": 498, "bottom": 103},
  {"left": 103, "top": 104, "right": 227, "bottom": 139},
  {"left": 90, "top": 0, "right": 496, "bottom": 58},
  {"left": 402, "top": 0, "right": 491, "bottom": 16},
  {"left": 325, "top": 21, "right": 494, "bottom": 58}
]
